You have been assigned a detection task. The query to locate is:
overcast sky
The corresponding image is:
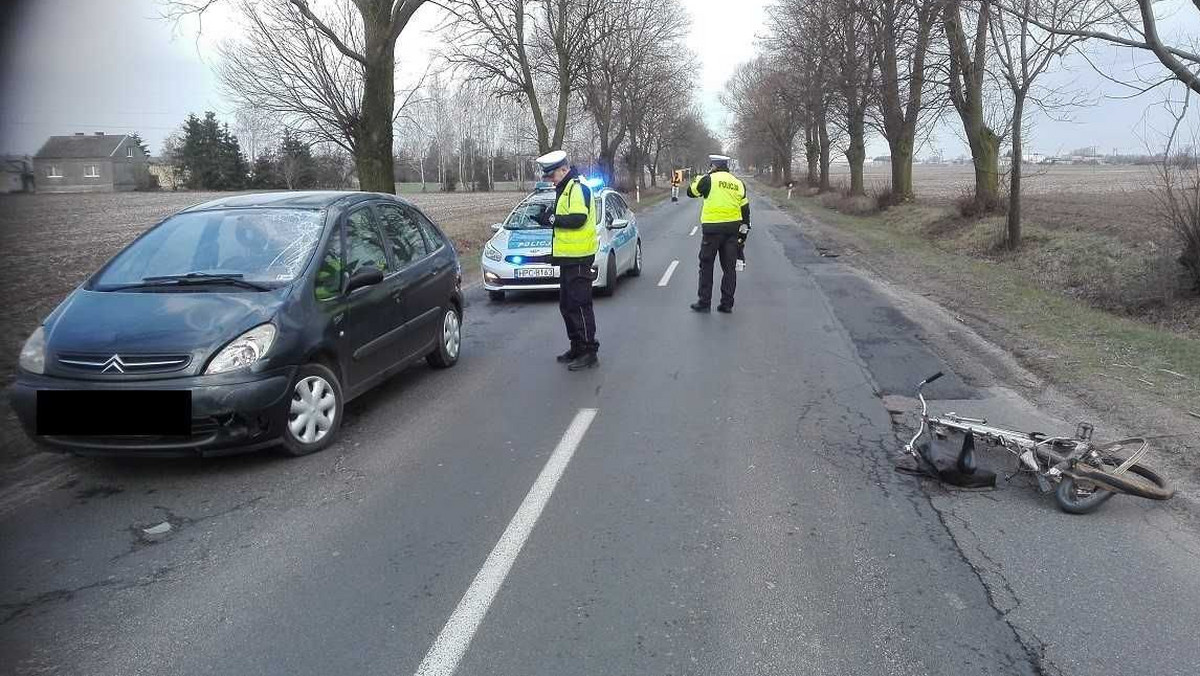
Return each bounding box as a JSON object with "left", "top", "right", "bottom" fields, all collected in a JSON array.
[{"left": 1, "top": 0, "right": 1196, "bottom": 159}]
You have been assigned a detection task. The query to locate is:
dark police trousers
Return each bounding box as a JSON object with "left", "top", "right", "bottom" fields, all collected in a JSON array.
[
  {"left": 558, "top": 257, "right": 599, "bottom": 353},
  {"left": 698, "top": 232, "right": 738, "bottom": 308}
]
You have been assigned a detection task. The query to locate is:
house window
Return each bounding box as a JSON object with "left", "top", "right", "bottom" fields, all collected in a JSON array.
[
  {"left": 47, "top": 165, "right": 62, "bottom": 178},
  {"left": 127, "top": 146, "right": 134, "bottom": 158},
  {"left": 84, "top": 165, "right": 100, "bottom": 178}
]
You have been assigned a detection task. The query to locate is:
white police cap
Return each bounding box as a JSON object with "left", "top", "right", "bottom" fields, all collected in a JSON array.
[
  {"left": 709, "top": 154, "right": 731, "bottom": 163},
  {"left": 534, "top": 150, "right": 569, "bottom": 175}
]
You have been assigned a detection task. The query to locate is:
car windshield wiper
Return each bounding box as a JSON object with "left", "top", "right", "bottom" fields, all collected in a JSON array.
[{"left": 103, "top": 272, "right": 273, "bottom": 292}]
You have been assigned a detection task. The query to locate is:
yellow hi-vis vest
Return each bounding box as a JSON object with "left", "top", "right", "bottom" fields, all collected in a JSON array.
[
  {"left": 690, "top": 170, "right": 747, "bottom": 224},
  {"left": 552, "top": 179, "right": 599, "bottom": 258}
]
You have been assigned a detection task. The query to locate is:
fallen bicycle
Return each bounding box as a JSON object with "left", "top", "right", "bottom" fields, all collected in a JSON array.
[{"left": 902, "top": 372, "right": 1175, "bottom": 514}]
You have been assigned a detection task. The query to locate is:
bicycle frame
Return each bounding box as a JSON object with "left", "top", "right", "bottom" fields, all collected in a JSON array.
[{"left": 903, "top": 372, "right": 1149, "bottom": 484}]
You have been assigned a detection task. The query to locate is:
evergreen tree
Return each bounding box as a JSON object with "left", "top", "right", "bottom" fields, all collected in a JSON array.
[
  {"left": 277, "top": 132, "right": 317, "bottom": 189},
  {"left": 127, "top": 133, "right": 150, "bottom": 158},
  {"left": 176, "top": 112, "right": 249, "bottom": 190}
]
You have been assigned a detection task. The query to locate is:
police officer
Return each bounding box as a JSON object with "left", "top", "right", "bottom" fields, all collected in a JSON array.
[
  {"left": 534, "top": 150, "right": 600, "bottom": 371},
  {"left": 670, "top": 169, "right": 682, "bottom": 202},
  {"left": 687, "top": 154, "right": 749, "bottom": 313}
]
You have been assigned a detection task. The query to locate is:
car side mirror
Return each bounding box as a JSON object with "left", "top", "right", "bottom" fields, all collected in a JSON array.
[
  {"left": 608, "top": 218, "right": 629, "bottom": 230},
  {"left": 346, "top": 266, "right": 384, "bottom": 293},
  {"left": 490, "top": 223, "right": 503, "bottom": 232}
]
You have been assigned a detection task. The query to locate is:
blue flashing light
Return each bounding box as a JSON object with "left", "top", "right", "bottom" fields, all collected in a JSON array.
[
  {"left": 511, "top": 255, "right": 525, "bottom": 265},
  {"left": 583, "top": 176, "right": 605, "bottom": 189}
]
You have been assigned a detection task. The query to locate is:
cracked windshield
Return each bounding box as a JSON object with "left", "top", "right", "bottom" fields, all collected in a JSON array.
[{"left": 0, "top": 0, "right": 1197, "bottom": 674}]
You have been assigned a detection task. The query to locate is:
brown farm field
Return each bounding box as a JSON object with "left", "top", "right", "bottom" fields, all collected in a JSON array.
[
  {"left": 0, "top": 190, "right": 521, "bottom": 391},
  {"left": 827, "top": 163, "right": 1169, "bottom": 245}
]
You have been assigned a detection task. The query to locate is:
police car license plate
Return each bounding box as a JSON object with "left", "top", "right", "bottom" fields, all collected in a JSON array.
[{"left": 515, "top": 267, "right": 556, "bottom": 279}]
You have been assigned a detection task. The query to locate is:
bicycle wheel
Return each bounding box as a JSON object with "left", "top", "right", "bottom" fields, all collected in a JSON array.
[
  {"left": 1054, "top": 475, "right": 1117, "bottom": 514},
  {"left": 1054, "top": 441, "right": 1174, "bottom": 514}
]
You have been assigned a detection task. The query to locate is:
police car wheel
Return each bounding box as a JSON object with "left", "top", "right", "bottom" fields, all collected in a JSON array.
[
  {"left": 628, "top": 241, "right": 642, "bottom": 277},
  {"left": 596, "top": 253, "right": 617, "bottom": 297},
  {"left": 488, "top": 290, "right": 505, "bottom": 302}
]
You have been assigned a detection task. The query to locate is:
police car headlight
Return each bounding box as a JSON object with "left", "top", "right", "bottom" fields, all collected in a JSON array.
[
  {"left": 19, "top": 326, "right": 45, "bottom": 374},
  {"left": 205, "top": 323, "right": 276, "bottom": 375},
  {"left": 484, "top": 244, "right": 503, "bottom": 262}
]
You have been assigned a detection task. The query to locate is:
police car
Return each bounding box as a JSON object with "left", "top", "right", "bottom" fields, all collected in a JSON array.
[{"left": 481, "top": 178, "right": 643, "bottom": 301}]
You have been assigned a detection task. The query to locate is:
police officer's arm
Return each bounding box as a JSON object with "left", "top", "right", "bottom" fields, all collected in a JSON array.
[
  {"left": 554, "top": 182, "right": 592, "bottom": 229},
  {"left": 740, "top": 185, "right": 751, "bottom": 236},
  {"left": 686, "top": 174, "right": 710, "bottom": 199}
]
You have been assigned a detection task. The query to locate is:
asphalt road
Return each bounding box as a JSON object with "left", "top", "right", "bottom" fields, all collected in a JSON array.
[{"left": 2, "top": 191, "right": 1198, "bottom": 675}]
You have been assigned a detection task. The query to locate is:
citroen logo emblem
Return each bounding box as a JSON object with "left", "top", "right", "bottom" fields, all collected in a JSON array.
[{"left": 101, "top": 354, "right": 126, "bottom": 373}]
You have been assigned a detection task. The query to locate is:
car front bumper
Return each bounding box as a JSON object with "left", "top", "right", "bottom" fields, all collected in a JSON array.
[
  {"left": 481, "top": 257, "right": 602, "bottom": 292},
  {"left": 9, "top": 367, "right": 297, "bottom": 457}
]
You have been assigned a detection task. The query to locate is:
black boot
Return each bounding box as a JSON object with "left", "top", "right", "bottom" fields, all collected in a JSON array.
[
  {"left": 717, "top": 304, "right": 733, "bottom": 313},
  {"left": 690, "top": 302, "right": 710, "bottom": 312},
  {"left": 567, "top": 351, "right": 599, "bottom": 371},
  {"left": 557, "top": 345, "right": 583, "bottom": 363}
]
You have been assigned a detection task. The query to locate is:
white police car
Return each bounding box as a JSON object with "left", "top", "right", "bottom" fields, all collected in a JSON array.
[{"left": 481, "top": 179, "right": 643, "bottom": 301}]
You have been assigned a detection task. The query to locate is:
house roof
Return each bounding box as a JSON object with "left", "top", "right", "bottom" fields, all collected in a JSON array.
[{"left": 34, "top": 134, "right": 129, "bottom": 159}]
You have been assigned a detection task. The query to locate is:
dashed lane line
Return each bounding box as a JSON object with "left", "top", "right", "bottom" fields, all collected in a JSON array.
[
  {"left": 413, "top": 408, "right": 599, "bottom": 676},
  {"left": 658, "top": 260, "right": 680, "bottom": 287},
  {"left": 689, "top": 226, "right": 698, "bottom": 236}
]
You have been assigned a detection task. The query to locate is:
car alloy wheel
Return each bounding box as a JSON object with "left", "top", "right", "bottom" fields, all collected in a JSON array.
[{"left": 289, "top": 375, "right": 337, "bottom": 445}]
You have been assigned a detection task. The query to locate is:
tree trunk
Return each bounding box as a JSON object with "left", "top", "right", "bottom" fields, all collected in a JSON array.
[
  {"left": 355, "top": 23, "right": 397, "bottom": 193},
  {"left": 967, "top": 124, "right": 1000, "bottom": 208},
  {"left": 889, "top": 131, "right": 915, "bottom": 201},
  {"left": 805, "top": 122, "right": 819, "bottom": 187},
  {"left": 419, "top": 152, "right": 426, "bottom": 191},
  {"left": 847, "top": 111, "right": 866, "bottom": 195},
  {"left": 1006, "top": 93, "right": 1025, "bottom": 248},
  {"left": 771, "top": 161, "right": 783, "bottom": 185},
  {"left": 818, "top": 113, "right": 832, "bottom": 192}
]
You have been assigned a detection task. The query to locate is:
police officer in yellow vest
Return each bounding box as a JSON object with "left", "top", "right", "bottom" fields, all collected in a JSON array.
[
  {"left": 534, "top": 150, "right": 600, "bottom": 370},
  {"left": 687, "top": 154, "right": 749, "bottom": 313}
]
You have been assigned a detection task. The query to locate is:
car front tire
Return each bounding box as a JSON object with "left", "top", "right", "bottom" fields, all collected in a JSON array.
[
  {"left": 427, "top": 303, "right": 462, "bottom": 369},
  {"left": 279, "top": 362, "right": 343, "bottom": 457}
]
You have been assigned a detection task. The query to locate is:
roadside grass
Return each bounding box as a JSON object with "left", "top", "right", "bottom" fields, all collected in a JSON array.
[{"left": 761, "top": 183, "right": 1200, "bottom": 418}]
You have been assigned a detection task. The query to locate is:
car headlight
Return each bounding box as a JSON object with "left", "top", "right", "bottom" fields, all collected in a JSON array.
[
  {"left": 484, "top": 244, "right": 503, "bottom": 262},
  {"left": 205, "top": 324, "right": 277, "bottom": 375},
  {"left": 19, "top": 326, "right": 45, "bottom": 374}
]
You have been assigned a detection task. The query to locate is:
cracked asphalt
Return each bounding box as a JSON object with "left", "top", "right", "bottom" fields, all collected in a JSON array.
[{"left": 1, "top": 191, "right": 1198, "bottom": 675}]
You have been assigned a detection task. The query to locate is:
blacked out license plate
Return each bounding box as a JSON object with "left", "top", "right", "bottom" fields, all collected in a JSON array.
[{"left": 36, "top": 390, "right": 192, "bottom": 436}]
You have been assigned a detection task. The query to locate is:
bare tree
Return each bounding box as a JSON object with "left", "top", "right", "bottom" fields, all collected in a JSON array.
[
  {"left": 233, "top": 105, "right": 281, "bottom": 163},
  {"left": 765, "top": 0, "right": 840, "bottom": 190},
  {"left": 869, "top": 0, "right": 942, "bottom": 201},
  {"left": 944, "top": 0, "right": 1004, "bottom": 210},
  {"left": 991, "top": 0, "right": 1098, "bottom": 246},
  {"left": 1013, "top": 0, "right": 1199, "bottom": 95},
  {"left": 169, "top": 0, "right": 430, "bottom": 193},
  {"left": 724, "top": 58, "right": 806, "bottom": 185},
  {"left": 445, "top": 0, "right": 608, "bottom": 154},
  {"left": 832, "top": 0, "right": 879, "bottom": 195}
]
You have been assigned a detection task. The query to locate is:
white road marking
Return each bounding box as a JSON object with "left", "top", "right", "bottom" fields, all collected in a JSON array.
[
  {"left": 658, "top": 260, "right": 680, "bottom": 287},
  {"left": 688, "top": 226, "right": 698, "bottom": 236},
  {"left": 413, "top": 408, "right": 599, "bottom": 676}
]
